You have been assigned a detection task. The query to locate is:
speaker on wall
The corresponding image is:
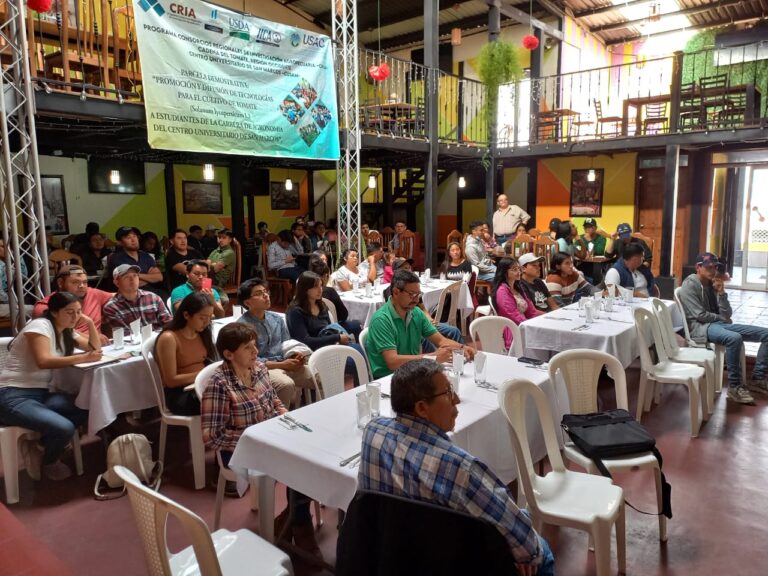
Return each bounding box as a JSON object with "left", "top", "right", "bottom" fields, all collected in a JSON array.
[{"left": 242, "top": 167, "right": 270, "bottom": 196}]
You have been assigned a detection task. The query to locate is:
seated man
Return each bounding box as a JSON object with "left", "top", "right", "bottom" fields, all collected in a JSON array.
[
  {"left": 165, "top": 228, "right": 204, "bottom": 290},
  {"left": 608, "top": 223, "right": 652, "bottom": 265},
  {"left": 103, "top": 264, "right": 172, "bottom": 331},
  {"left": 604, "top": 242, "right": 657, "bottom": 297},
  {"left": 464, "top": 220, "right": 496, "bottom": 281},
  {"left": 236, "top": 279, "right": 314, "bottom": 408},
  {"left": 366, "top": 269, "right": 473, "bottom": 379},
  {"left": 33, "top": 265, "right": 113, "bottom": 344},
  {"left": 360, "top": 242, "right": 385, "bottom": 283},
  {"left": 268, "top": 230, "right": 303, "bottom": 282},
  {"left": 359, "top": 359, "right": 554, "bottom": 575},
  {"left": 518, "top": 253, "right": 559, "bottom": 313},
  {"left": 389, "top": 220, "right": 413, "bottom": 259},
  {"left": 170, "top": 260, "right": 225, "bottom": 318},
  {"left": 678, "top": 252, "right": 768, "bottom": 405},
  {"left": 107, "top": 226, "right": 165, "bottom": 297}
]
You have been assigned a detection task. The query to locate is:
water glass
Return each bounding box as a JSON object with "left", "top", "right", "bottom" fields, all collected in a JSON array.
[
  {"left": 130, "top": 319, "right": 141, "bottom": 342},
  {"left": 452, "top": 348, "right": 465, "bottom": 376},
  {"left": 623, "top": 288, "right": 633, "bottom": 305},
  {"left": 365, "top": 283, "right": 373, "bottom": 298},
  {"left": 113, "top": 327, "right": 124, "bottom": 350},
  {"left": 366, "top": 382, "right": 381, "bottom": 418},
  {"left": 578, "top": 298, "right": 586, "bottom": 318},
  {"left": 604, "top": 296, "right": 614, "bottom": 313},
  {"left": 585, "top": 301, "right": 594, "bottom": 325},
  {"left": 474, "top": 351, "right": 487, "bottom": 386},
  {"left": 352, "top": 280, "right": 360, "bottom": 295},
  {"left": 141, "top": 323, "right": 152, "bottom": 342},
  {"left": 439, "top": 272, "right": 446, "bottom": 281},
  {"left": 232, "top": 304, "right": 244, "bottom": 317},
  {"left": 356, "top": 391, "right": 370, "bottom": 429},
  {"left": 374, "top": 278, "right": 381, "bottom": 293}
]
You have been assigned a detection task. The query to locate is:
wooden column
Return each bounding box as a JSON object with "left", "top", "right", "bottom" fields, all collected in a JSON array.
[{"left": 661, "top": 144, "right": 680, "bottom": 276}]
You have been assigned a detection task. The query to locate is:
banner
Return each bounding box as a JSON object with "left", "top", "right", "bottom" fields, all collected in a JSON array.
[{"left": 133, "top": 0, "right": 340, "bottom": 160}]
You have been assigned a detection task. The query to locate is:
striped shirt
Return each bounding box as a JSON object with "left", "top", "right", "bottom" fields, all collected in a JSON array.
[
  {"left": 102, "top": 289, "right": 172, "bottom": 330},
  {"left": 359, "top": 414, "right": 542, "bottom": 566},
  {"left": 201, "top": 361, "right": 285, "bottom": 451}
]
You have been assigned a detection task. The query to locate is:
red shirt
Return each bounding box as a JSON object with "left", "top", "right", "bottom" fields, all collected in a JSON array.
[{"left": 33, "top": 288, "right": 113, "bottom": 334}]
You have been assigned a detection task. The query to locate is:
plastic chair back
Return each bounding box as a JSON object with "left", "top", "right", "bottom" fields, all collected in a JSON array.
[
  {"left": 650, "top": 298, "right": 681, "bottom": 356},
  {"left": 469, "top": 316, "right": 522, "bottom": 357},
  {"left": 140, "top": 333, "right": 170, "bottom": 416},
  {"left": 322, "top": 298, "right": 337, "bottom": 323},
  {"left": 115, "top": 465, "right": 222, "bottom": 576},
  {"left": 673, "top": 287, "right": 698, "bottom": 346},
  {"left": 433, "top": 281, "right": 462, "bottom": 328},
  {"left": 359, "top": 328, "right": 369, "bottom": 358},
  {"left": 309, "top": 346, "right": 369, "bottom": 399},
  {"left": 194, "top": 361, "right": 224, "bottom": 401},
  {"left": 634, "top": 307, "right": 670, "bottom": 376},
  {"left": 548, "top": 349, "right": 628, "bottom": 414}
]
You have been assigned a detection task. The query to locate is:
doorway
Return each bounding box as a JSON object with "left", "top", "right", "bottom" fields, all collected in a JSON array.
[{"left": 727, "top": 166, "right": 768, "bottom": 290}]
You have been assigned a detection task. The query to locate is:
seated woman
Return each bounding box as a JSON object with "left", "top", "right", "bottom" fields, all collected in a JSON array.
[
  {"left": 545, "top": 252, "right": 592, "bottom": 306},
  {"left": 442, "top": 242, "right": 472, "bottom": 280},
  {"left": 74, "top": 231, "right": 110, "bottom": 279},
  {"left": 309, "top": 260, "right": 362, "bottom": 340},
  {"left": 201, "top": 323, "right": 321, "bottom": 560},
  {"left": 332, "top": 248, "right": 370, "bottom": 291},
  {"left": 492, "top": 257, "right": 541, "bottom": 350},
  {"left": 0, "top": 291, "right": 102, "bottom": 481},
  {"left": 140, "top": 231, "right": 165, "bottom": 273},
  {"left": 554, "top": 221, "right": 576, "bottom": 256},
  {"left": 155, "top": 292, "right": 217, "bottom": 416}
]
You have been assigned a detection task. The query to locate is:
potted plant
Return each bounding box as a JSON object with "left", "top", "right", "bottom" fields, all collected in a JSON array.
[{"left": 477, "top": 40, "right": 522, "bottom": 150}]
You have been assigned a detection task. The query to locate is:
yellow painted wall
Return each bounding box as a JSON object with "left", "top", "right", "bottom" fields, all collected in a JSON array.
[
  {"left": 502, "top": 167, "right": 528, "bottom": 210},
  {"left": 462, "top": 199, "right": 487, "bottom": 233},
  {"left": 536, "top": 153, "right": 637, "bottom": 233}
]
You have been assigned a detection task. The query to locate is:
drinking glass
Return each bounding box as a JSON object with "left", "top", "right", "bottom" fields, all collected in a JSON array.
[
  {"left": 356, "top": 391, "right": 370, "bottom": 429},
  {"left": 113, "top": 327, "right": 124, "bottom": 350},
  {"left": 578, "top": 298, "right": 586, "bottom": 318},
  {"left": 585, "top": 301, "right": 594, "bottom": 325},
  {"left": 365, "top": 283, "right": 373, "bottom": 298},
  {"left": 604, "top": 296, "right": 614, "bottom": 313},
  {"left": 452, "top": 348, "right": 465, "bottom": 376},
  {"left": 366, "top": 382, "right": 381, "bottom": 417},
  {"left": 474, "top": 352, "right": 487, "bottom": 386}
]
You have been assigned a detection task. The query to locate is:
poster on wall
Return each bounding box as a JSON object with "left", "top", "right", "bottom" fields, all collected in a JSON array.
[
  {"left": 133, "top": 0, "right": 340, "bottom": 161},
  {"left": 570, "top": 169, "right": 604, "bottom": 217},
  {"left": 270, "top": 181, "right": 300, "bottom": 210},
  {"left": 39, "top": 176, "right": 69, "bottom": 234}
]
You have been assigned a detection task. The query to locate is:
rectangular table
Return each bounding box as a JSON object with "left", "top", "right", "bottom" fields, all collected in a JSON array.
[
  {"left": 229, "top": 353, "right": 564, "bottom": 542},
  {"left": 520, "top": 298, "right": 682, "bottom": 368}
]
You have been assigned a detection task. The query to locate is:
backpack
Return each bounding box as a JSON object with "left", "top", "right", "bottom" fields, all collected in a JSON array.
[{"left": 94, "top": 433, "right": 163, "bottom": 500}]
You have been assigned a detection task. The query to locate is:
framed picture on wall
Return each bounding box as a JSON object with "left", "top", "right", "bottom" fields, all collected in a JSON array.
[
  {"left": 38, "top": 175, "right": 70, "bottom": 234},
  {"left": 570, "top": 169, "right": 604, "bottom": 217},
  {"left": 270, "top": 181, "right": 300, "bottom": 210},
  {"left": 182, "top": 181, "right": 223, "bottom": 214}
]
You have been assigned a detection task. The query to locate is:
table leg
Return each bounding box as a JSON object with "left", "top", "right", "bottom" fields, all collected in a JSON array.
[{"left": 257, "top": 476, "right": 276, "bottom": 542}]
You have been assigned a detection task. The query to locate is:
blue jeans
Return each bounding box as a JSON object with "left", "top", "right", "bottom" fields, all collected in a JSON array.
[
  {"left": 422, "top": 323, "right": 464, "bottom": 353},
  {"left": 0, "top": 387, "right": 87, "bottom": 464},
  {"left": 538, "top": 536, "right": 556, "bottom": 576},
  {"left": 706, "top": 321, "right": 768, "bottom": 386},
  {"left": 477, "top": 269, "right": 496, "bottom": 281},
  {"left": 277, "top": 266, "right": 302, "bottom": 282}
]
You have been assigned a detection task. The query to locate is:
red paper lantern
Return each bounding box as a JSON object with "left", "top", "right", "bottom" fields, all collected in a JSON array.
[
  {"left": 522, "top": 34, "right": 539, "bottom": 50},
  {"left": 28, "top": 0, "right": 54, "bottom": 13},
  {"left": 367, "top": 62, "right": 391, "bottom": 82}
]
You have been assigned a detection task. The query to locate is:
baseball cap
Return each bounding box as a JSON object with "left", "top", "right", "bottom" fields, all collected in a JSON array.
[
  {"left": 617, "top": 223, "right": 632, "bottom": 238},
  {"left": 696, "top": 252, "right": 720, "bottom": 267},
  {"left": 115, "top": 226, "right": 141, "bottom": 241},
  {"left": 56, "top": 264, "right": 86, "bottom": 279},
  {"left": 112, "top": 264, "right": 140, "bottom": 279},
  {"left": 392, "top": 257, "right": 415, "bottom": 271},
  {"left": 583, "top": 218, "right": 597, "bottom": 228},
  {"left": 518, "top": 253, "right": 544, "bottom": 267},
  {"left": 217, "top": 228, "right": 234, "bottom": 238},
  {"left": 206, "top": 224, "right": 217, "bottom": 231}
]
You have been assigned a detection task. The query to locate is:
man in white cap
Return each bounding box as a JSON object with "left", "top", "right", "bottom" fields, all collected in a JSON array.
[
  {"left": 518, "top": 253, "right": 559, "bottom": 313},
  {"left": 103, "top": 264, "right": 172, "bottom": 331}
]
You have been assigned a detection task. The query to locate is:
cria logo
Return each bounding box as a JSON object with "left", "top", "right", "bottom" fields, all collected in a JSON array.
[
  {"left": 138, "top": 0, "right": 165, "bottom": 16},
  {"left": 210, "top": 9, "right": 218, "bottom": 19},
  {"left": 170, "top": 3, "right": 196, "bottom": 18},
  {"left": 290, "top": 32, "right": 300, "bottom": 47}
]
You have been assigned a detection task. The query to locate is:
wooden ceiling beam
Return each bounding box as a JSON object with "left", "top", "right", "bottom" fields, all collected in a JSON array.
[
  {"left": 590, "top": 0, "right": 745, "bottom": 34},
  {"left": 496, "top": 0, "right": 564, "bottom": 40}
]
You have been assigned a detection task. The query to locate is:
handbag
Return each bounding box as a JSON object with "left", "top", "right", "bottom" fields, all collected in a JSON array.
[
  {"left": 94, "top": 433, "right": 163, "bottom": 500},
  {"left": 561, "top": 409, "right": 672, "bottom": 518}
]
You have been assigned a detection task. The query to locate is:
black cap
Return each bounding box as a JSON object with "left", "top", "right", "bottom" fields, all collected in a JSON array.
[
  {"left": 696, "top": 252, "right": 720, "bottom": 267},
  {"left": 116, "top": 226, "right": 141, "bottom": 240},
  {"left": 583, "top": 218, "right": 597, "bottom": 228},
  {"left": 548, "top": 218, "right": 562, "bottom": 231}
]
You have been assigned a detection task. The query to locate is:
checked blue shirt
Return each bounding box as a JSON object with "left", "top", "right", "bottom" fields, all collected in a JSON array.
[{"left": 359, "top": 414, "right": 543, "bottom": 566}]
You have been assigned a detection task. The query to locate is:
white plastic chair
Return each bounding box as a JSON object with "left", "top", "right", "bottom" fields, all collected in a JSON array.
[
  {"left": 673, "top": 286, "right": 727, "bottom": 393},
  {"left": 322, "top": 298, "right": 337, "bottom": 323},
  {"left": 141, "top": 334, "right": 206, "bottom": 490},
  {"left": 358, "top": 328, "right": 373, "bottom": 380},
  {"left": 651, "top": 298, "right": 716, "bottom": 416},
  {"left": 308, "top": 345, "right": 369, "bottom": 399},
  {"left": 115, "top": 465, "right": 293, "bottom": 576},
  {"left": 433, "top": 280, "right": 462, "bottom": 329},
  {"left": 167, "top": 296, "right": 174, "bottom": 313},
  {"left": 469, "top": 316, "right": 523, "bottom": 357},
  {"left": 497, "top": 378, "right": 626, "bottom": 576},
  {"left": 0, "top": 337, "right": 83, "bottom": 504},
  {"left": 549, "top": 348, "right": 667, "bottom": 541},
  {"left": 634, "top": 307, "right": 707, "bottom": 437}
]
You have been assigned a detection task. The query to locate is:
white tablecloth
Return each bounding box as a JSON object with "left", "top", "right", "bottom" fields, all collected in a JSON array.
[
  {"left": 520, "top": 298, "right": 683, "bottom": 368},
  {"left": 229, "top": 353, "right": 563, "bottom": 539}
]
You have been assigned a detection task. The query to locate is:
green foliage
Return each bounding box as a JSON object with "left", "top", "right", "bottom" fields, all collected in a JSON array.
[{"left": 477, "top": 41, "right": 522, "bottom": 155}]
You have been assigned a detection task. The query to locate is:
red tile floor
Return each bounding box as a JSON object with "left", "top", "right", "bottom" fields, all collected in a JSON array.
[{"left": 4, "top": 289, "right": 768, "bottom": 575}]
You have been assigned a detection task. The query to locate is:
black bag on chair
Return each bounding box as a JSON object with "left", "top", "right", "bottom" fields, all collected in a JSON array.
[{"left": 561, "top": 409, "right": 672, "bottom": 519}]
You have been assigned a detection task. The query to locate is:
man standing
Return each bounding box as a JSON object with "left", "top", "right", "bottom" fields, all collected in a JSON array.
[
  {"left": 201, "top": 224, "right": 219, "bottom": 256},
  {"left": 170, "top": 260, "right": 225, "bottom": 317},
  {"left": 268, "top": 230, "right": 303, "bottom": 282},
  {"left": 492, "top": 194, "right": 530, "bottom": 244},
  {"left": 678, "top": 252, "right": 768, "bottom": 404},
  {"left": 518, "top": 253, "right": 559, "bottom": 313},
  {"left": 236, "top": 279, "right": 314, "bottom": 408},
  {"left": 359, "top": 359, "right": 554, "bottom": 575},
  {"left": 107, "top": 226, "right": 164, "bottom": 295},
  {"left": 604, "top": 243, "right": 657, "bottom": 297},
  {"left": 103, "top": 264, "right": 172, "bottom": 331},
  {"left": 33, "top": 265, "right": 113, "bottom": 344},
  {"left": 208, "top": 228, "right": 236, "bottom": 287},
  {"left": 188, "top": 225, "right": 204, "bottom": 254},
  {"left": 366, "top": 270, "right": 473, "bottom": 379},
  {"left": 464, "top": 220, "right": 496, "bottom": 281},
  {"left": 165, "top": 229, "right": 204, "bottom": 289}
]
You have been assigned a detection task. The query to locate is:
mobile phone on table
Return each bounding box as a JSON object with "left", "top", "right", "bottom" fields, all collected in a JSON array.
[
  {"left": 518, "top": 356, "right": 545, "bottom": 366},
  {"left": 202, "top": 277, "right": 213, "bottom": 291}
]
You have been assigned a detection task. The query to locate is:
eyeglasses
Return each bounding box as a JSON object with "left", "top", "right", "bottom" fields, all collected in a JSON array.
[
  {"left": 400, "top": 287, "right": 422, "bottom": 301},
  {"left": 424, "top": 382, "right": 455, "bottom": 401}
]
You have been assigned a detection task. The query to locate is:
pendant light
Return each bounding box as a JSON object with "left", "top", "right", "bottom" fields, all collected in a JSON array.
[
  {"left": 451, "top": 28, "right": 462, "bottom": 46},
  {"left": 368, "top": 174, "right": 377, "bottom": 189},
  {"left": 458, "top": 175, "right": 466, "bottom": 189},
  {"left": 109, "top": 170, "right": 120, "bottom": 185},
  {"left": 203, "top": 163, "right": 214, "bottom": 181}
]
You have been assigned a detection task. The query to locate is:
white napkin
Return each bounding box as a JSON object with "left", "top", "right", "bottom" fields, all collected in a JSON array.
[
  {"left": 129, "top": 319, "right": 141, "bottom": 341},
  {"left": 141, "top": 323, "right": 152, "bottom": 342}
]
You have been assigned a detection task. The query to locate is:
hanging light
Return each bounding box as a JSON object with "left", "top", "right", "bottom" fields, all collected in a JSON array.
[
  {"left": 458, "top": 176, "right": 466, "bottom": 189},
  {"left": 587, "top": 169, "right": 596, "bottom": 182},
  {"left": 451, "top": 27, "right": 462, "bottom": 46},
  {"left": 368, "top": 174, "right": 377, "bottom": 189},
  {"left": 203, "top": 163, "right": 214, "bottom": 181},
  {"left": 285, "top": 177, "right": 293, "bottom": 191},
  {"left": 109, "top": 170, "right": 120, "bottom": 185},
  {"left": 649, "top": 1, "right": 661, "bottom": 23}
]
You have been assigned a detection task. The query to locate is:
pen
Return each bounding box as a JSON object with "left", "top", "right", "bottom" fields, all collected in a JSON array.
[{"left": 283, "top": 414, "right": 312, "bottom": 432}]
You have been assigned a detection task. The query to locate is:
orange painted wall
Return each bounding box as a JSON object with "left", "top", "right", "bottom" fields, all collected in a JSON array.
[{"left": 535, "top": 153, "right": 637, "bottom": 234}]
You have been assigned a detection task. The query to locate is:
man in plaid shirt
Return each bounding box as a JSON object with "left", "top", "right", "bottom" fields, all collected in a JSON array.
[
  {"left": 359, "top": 359, "right": 554, "bottom": 575},
  {"left": 102, "top": 264, "right": 172, "bottom": 331}
]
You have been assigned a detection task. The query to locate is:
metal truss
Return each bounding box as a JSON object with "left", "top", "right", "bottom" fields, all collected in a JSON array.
[
  {"left": 332, "top": 0, "right": 362, "bottom": 256},
  {"left": 0, "top": 0, "right": 50, "bottom": 333}
]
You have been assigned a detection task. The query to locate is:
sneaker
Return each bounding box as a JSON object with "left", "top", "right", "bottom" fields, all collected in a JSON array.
[
  {"left": 224, "top": 480, "right": 240, "bottom": 498},
  {"left": 20, "top": 440, "right": 43, "bottom": 481},
  {"left": 42, "top": 460, "right": 72, "bottom": 481},
  {"left": 748, "top": 378, "right": 768, "bottom": 395},
  {"left": 727, "top": 385, "right": 755, "bottom": 404}
]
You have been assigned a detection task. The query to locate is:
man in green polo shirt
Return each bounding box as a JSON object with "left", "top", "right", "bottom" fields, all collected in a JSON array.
[{"left": 367, "top": 269, "right": 474, "bottom": 379}]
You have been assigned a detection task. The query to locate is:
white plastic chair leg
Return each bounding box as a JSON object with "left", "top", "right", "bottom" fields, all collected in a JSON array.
[
  {"left": 189, "top": 427, "right": 206, "bottom": 490},
  {"left": 72, "top": 430, "right": 83, "bottom": 476},
  {"left": 249, "top": 476, "right": 259, "bottom": 511},
  {"left": 1, "top": 429, "right": 22, "bottom": 504},
  {"left": 688, "top": 378, "right": 702, "bottom": 438},
  {"left": 158, "top": 421, "right": 168, "bottom": 464},
  {"left": 616, "top": 505, "right": 627, "bottom": 574},
  {"left": 636, "top": 372, "right": 649, "bottom": 420},
  {"left": 258, "top": 476, "right": 276, "bottom": 542},
  {"left": 713, "top": 345, "right": 724, "bottom": 393},
  {"left": 213, "top": 468, "right": 226, "bottom": 530},
  {"left": 591, "top": 519, "right": 614, "bottom": 576},
  {"left": 313, "top": 501, "right": 324, "bottom": 529},
  {"left": 654, "top": 466, "right": 668, "bottom": 542}
]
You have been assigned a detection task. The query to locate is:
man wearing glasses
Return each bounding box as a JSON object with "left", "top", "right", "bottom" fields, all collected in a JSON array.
[
  {"left": 366, "top": 270, "right": 474, "bottom": 379},
  {"left": 359, "top": 359, "right": 554, "bottom": 575},
  {"left": 33, "top": 265, "right": 113, "bottom": 345}
]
